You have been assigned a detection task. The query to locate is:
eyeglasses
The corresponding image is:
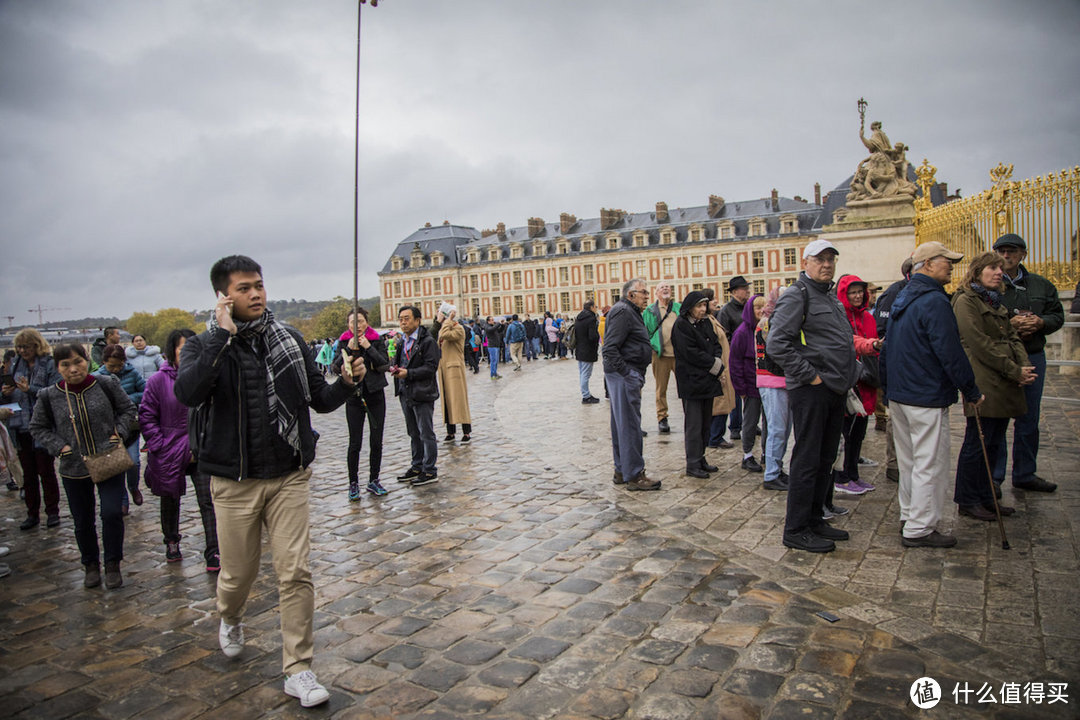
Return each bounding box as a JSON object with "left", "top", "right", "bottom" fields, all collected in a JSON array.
[
  {"left": 628, "top": 290, "right": 647, "bottom": 296},
  {"left": 15, "top": 345, "right": 31, "bottom": 350}
]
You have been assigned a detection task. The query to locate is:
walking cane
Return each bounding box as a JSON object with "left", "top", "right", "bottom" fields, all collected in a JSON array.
[{"left": 973, "top": 407, "right": 1010, "bottom": 550}]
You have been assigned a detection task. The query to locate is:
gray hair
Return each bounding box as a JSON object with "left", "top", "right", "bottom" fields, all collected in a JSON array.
[{"left": 622, "top": 277, "right": 646, "bottom": 297}]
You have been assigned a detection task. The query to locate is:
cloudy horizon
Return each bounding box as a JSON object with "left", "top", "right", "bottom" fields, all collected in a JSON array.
[{"left": 2, "top": 0, "right": 1077, "bottom": 327}]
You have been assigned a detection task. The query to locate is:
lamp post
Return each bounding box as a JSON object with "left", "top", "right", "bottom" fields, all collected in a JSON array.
[{"left": 348, "top": 0, "right": 379, "bottom": 367}]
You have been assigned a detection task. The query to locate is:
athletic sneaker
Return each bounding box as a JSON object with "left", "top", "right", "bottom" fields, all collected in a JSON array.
[
  {"left": 219, "top": 620, "right": 244, "bottom": 658},
  {"left": 833, "top": 480, "right": 868, "bottom": 495},
  {"left": 822, "top": 504, "right": 850, "bottom": 520},
  {"left": 854, "top": 478, "right": 876, "bottom": 492},
  {"left": 284, "top": 670, "right": 330, "bottom": 707},
  {"left": 348, "top": 481, "right": 361, "bottom": 502},
  {"left": 857, "top": 456, "right": 879, "bottom": 467},
  {"left": 206, "top": 553, "right": 221, "bottom": 573},
  {"left": 166, "top": 541, "right": 182, "bottom": 563},
  {"left": 366, "top": 480, "right": 388, "bottom": 496}
]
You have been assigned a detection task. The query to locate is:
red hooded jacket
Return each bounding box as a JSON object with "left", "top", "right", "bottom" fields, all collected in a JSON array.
[{"left": 837, "top": 275, "right": 879, "bottom": 414}]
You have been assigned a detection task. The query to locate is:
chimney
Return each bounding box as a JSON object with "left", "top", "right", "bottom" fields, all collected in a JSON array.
[
  {"left": 600, "top": 208, "right": 626, "bottom": 230},
  {"left": 443, "top": 220, "right": 450, "bottom": 225},
  {"left": 794, "top": 195, "right": 804, "bottom": 203},
  {"left": 497, "top": 222, "right": 506, "bottom": 240},
  {"left": 938, "top": 182, "right": 948, "bottom": 197},
  {"left": 527, "top": 217, "right": 545, "bottom": 238},
  {"left": 771, "top": 188, "right": 779, "bottom": 212},
  {"left": 424, "top": 222, "right": 432, "bottom": 228},
  {"left": 655, "top": 202, "right": 669, "bottom": 222},
  {"left": 559, "top": 213, "right": 577, "bottom": 234},
  {"left": 480, "top": 228, "right": 495, "bottom": 238},
  {"left": 814, "top": 182, "right": 822, "bottom": 205},
  {"left": 707, "top": 195, "right": 725, "bottom": 218}
]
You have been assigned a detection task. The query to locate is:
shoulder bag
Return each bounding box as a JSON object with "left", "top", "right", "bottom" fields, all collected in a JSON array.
[{"left": 64, "top": 386, "right": 133, "bottom": 484}]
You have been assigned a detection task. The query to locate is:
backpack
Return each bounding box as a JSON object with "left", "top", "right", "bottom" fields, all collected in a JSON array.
[{"left": 564, "top": 322, "right": 578, "bottom": 350}]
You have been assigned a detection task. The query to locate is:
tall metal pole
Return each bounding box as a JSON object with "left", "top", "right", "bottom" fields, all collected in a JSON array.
[{"left": 353, "top": 2, "right": 365, "bottom": 327}]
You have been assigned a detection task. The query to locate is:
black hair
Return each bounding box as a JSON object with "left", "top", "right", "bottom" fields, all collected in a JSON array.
[
  {"left": 583, "top": 301, "right": 595, "bottom": 311},
  {"left": 349, "top": 306, "right": 370, "bottom": 322},
  {"left": 52, "top": 343, "right": 89, "bottom": 364},
  {"left": 102, "top": 344, "right": 126, "bottom": 363},
  {"left": 103, "top": 326, "right": 119, "bottom": 338},
  {"left": 511, "top": 314, "right": 519, "bottom": 321},
  {"left": 210, "top": 255, "right": 262, "bottom": 293},
  {"left": 399, "top": 305, "right": 421, "bottom": 320},
  {"left": 165, "top": 328, "right": 197, "bottom": 366},
  {"left": 132, "top": 334, "right": 146, "bottom": 342}
]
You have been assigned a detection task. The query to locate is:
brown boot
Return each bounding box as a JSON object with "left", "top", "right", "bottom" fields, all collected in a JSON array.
[
  {"left": 84, "top": 562, "right": 101, "bottom": 588},
  {"left": 625, "top": 472, "right": 661, "bottom": 491},
  {"left": 104, "top": 561, "right": 123, "bottom": 589}
]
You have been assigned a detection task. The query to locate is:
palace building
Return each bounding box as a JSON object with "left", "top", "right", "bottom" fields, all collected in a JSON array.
[{"left": 377, "top": 182, "right": 948, "bottom": 323}]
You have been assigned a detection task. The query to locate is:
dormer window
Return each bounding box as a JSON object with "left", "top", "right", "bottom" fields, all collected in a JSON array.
[
  {"left": 430, "top": 252, "right": 444, "bottom": 267},
  {"left": 411, "top": 251, "right": 425, "bottom": 268},
  {"left": 555, "top": 241, "right": 569, "bottom": 255},
  {"left": 509, "top": 243, "right": 524, "bottom": 259},
  {"left": 580, "top": 236, "right": 595, "bottom": 252},
  {"left": 390, "top": 256, "right": 403, "bottom": 271},
  {"left": 605, "top": 233, "right": 621, "bottom": 250},
  {"left": 487, "top": 247, "right": 500, "bottom": 262},
  {"left": 632, "top": 231, "right": 648, "bottom": 248},
  {"left": 467, "top": 250, "right": 479, "bottom": 264},
  {"left": 748, "top": 217, "right": 767, "bottom": 237},
  {"left": 659, "top": 229, "right": 676, "bottom": 245},
  {"left": 779, "top": 214, "right": 798, "bottom": 235},
  {"left": 687, "top": 224, "right": 704, "bottom": 242},
  {"left": 717, "top": 220, "right": 735, "bottom": 240},
  {"left": 532, "top": 241, "right": 547, "bottom": 257}
]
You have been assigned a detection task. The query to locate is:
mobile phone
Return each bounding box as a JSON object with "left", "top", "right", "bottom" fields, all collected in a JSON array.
[
  {"left": 217, "top": 291, "right": 233, "bottom": 316},
  {"left": 815, "top": 611, "right": 840, "bottom": 623},
  {"left": 1, "top": 373, "right": 15, "bottom": 387}
]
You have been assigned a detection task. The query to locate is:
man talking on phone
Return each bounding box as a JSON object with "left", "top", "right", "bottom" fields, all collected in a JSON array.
[{"left": 175, "top": 255, "right": 365, "bottom": 708}]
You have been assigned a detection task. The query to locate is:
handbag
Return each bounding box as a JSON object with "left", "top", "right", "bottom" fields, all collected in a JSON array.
[
  {"left": 64, "top": 386, "right": 133, "bottom": 484},
  {"left": 859, "top": 355, "right": 881, "bottom": 388},
  {"left": 846, "top": 387, "right": 868, "bottom": 417}
]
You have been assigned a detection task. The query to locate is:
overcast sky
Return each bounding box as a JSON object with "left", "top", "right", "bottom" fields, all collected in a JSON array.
[{"left": 2, "top": 0, "right": 1078, "bottom": 327}]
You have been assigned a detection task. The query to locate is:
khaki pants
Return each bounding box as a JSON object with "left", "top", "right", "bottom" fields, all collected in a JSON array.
[
  {"left": 510, "top": 342, "right": 524, "bottom": 369},
  {"left": 212, "top": 469, "right": 314, "bottom": 675},
  {"left": 652, "top": 353, "right": 676, "bottom": 422},
  {"left": 891, "top": 403, "right": 951, "bottom": 539}
]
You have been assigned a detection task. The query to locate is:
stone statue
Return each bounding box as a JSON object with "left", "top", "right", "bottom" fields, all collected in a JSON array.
[{"left": 847, "top": 115, "right": 917, "bottom": 202}]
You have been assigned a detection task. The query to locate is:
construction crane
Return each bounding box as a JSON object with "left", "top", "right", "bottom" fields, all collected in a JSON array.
[
  {"left": 27, "top": 304, "right": 71, "bottom": 325},
  {"left": 3, "top": 316, "right": 14, "bottom": 328}
]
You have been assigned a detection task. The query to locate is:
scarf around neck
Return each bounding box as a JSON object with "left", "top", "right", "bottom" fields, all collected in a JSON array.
[
  {"left": 970, "top": 283, "right": 1002, "bottom": 309},
  {"left": 209, "top": 308, "right": 310, "bottom": 453}
]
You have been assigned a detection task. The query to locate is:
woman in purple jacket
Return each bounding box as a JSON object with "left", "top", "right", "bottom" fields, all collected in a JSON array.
[
  {"left": 730, "top": 294, "right": 767, "bottom": 473},
  {"left": 139, "top": 329, "right": 219, "bottom": 570}
]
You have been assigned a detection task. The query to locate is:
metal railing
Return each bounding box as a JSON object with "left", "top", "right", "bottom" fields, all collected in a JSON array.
[{"left": 915, "top": 162, "right": 1079, "bottom": 291}]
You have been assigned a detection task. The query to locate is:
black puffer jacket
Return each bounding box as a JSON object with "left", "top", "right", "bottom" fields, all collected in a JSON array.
[
  {"left": 332, "top": 335, "right": 390, "bottom": 398},
  {"left": 671, "top": 313, "right": 725, "bottom": 401},
  {"left": 392, "top": 325, "right": 441, "bottom": 404},
  {"left": 574, "top": 308, "right": 600, "bottom": 363},
  {"left": 175, "top": 325, "right": 352, "bottom": 480}
]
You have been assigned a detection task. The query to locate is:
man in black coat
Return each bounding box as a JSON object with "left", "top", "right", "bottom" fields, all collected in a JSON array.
[
  {"left": 718, "top": 276, "right": 750, "bottom": 440},
  {"left": 391, "top": 305, "right": 441, "bottom": 486},
  {"left": 574, "top": 301, "right": 601, "bottom": 403},
  {"left": 175, "top": 255, "right": 365, "bottom": 708},
  {"left": 603, "top": 278, "right": 660, "bottom": 491}
]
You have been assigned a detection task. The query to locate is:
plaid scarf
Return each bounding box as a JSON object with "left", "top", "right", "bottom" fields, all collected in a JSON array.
[{"left": 210, "top": 308, "right": 310, "bottom": 453}]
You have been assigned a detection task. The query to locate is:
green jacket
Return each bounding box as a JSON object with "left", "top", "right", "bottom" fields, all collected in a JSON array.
[
  {"left": 952, "top": 286, "right": 1028, "bottom": 419},
  {"left": 999, "top": 264, "right": 1064, "bottom": 355},
  {"left": 642, "top": 300, "right": 681, "bottom": 355}
]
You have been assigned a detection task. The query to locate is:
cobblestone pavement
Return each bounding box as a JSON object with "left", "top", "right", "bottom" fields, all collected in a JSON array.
[{"left": 1, "top": 358, "right": 1077, "bottom": 719}]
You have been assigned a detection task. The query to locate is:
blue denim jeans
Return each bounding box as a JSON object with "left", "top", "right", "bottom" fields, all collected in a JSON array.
[
  {"left": 488, "top": 347, "right": 500, "bottom": 377},
  {"left": 759, "top": 387, "right": 792, "bottom": 483},
  {"left": 993, "top": 351, "right": 1045, "bottom": 484},
  {"left": 606, "top": 370, "right": 645, "bottom": 480},
  {"left": 579, "top": 361, "right": 594, "bottom": 399}
]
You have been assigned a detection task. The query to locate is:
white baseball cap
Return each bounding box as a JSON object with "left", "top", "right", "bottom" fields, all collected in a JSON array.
[{"left": 802, "top": 239, "right": 839, "bottom": 259}]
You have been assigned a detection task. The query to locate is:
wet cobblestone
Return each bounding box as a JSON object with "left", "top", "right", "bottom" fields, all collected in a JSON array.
[{"left": 0, "top": 358, "right": 1076, "bottom": 717}]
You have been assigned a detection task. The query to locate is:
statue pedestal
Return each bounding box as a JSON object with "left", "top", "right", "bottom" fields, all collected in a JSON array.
[{"left": 822, "top": 195, "right": 917, "bottom": 289}]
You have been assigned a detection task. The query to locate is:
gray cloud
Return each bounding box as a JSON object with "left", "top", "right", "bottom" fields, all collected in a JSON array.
[{"left": 2, "top": 0, "right": 1077, "bottom": 326}]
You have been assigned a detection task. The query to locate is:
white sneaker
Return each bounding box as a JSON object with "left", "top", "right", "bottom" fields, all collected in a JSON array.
[
  {"left": 219, "top": 620, "right": 244, "bottom": 658},
  {"left": 284, "top": 670, "right": 330, "bottom": 707}
]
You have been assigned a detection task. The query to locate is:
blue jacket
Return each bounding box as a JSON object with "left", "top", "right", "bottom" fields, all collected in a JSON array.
[
  {"left": 881, "top": 273, "right": 980, "bottom": 408},
  {"left": 505, "top": 320, "right": 526, "bottom": 344},
  {"left": 93, "top": 362, "right": 145, "bottom": 407}
]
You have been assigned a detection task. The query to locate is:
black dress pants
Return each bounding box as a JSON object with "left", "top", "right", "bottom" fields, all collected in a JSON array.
[
  {"left": 682, "top": 398, "right": 713, "bottom": 469},
  {"left": 784, "top": 384, "right": 845, "bottom": 535}
]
